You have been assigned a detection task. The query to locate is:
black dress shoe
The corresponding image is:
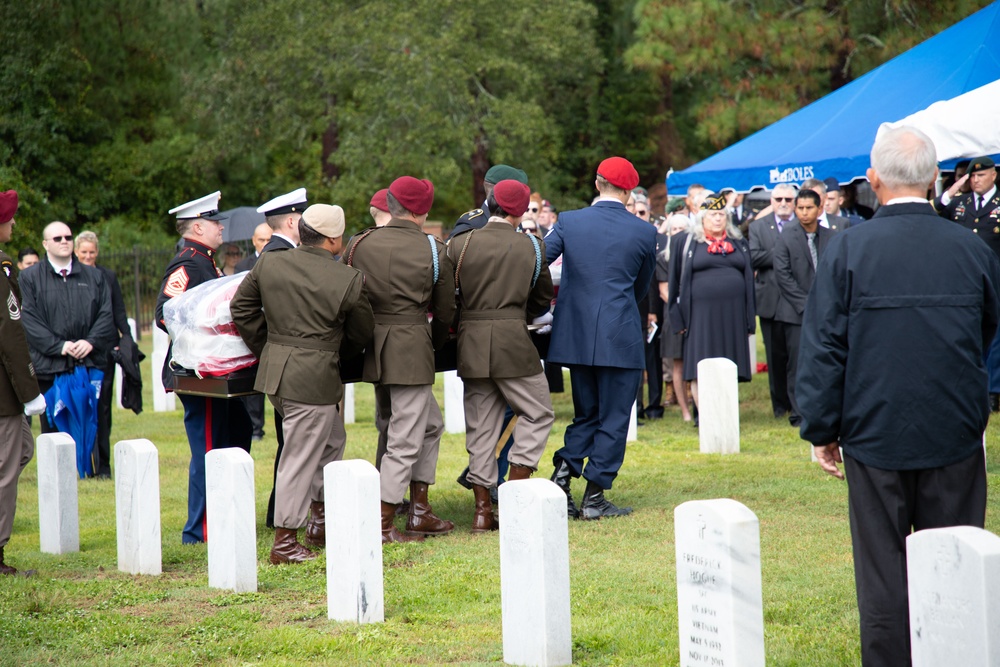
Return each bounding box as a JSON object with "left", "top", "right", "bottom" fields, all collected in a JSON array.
[
  {"left": 991, "top": 393, "right": 999, "bottom": 413},
  {"left": 550, "top": 458, "right": 579, "bottom": 519},
  {"left": 580, "top": 481, "right": 632, "bottom": 520},
  {"left": 456, "top": 467, "right": 473, "bottom": 490}
]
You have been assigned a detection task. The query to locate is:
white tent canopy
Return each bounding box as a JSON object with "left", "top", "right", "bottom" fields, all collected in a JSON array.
[{"left": 877, "top": 78, "right": 1000, "bottom": 162}]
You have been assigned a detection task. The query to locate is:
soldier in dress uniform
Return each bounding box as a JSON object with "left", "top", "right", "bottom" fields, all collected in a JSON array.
[
  {"left": 932, "top": 156, "right": 1000, "bottom": 409},
  {"left": 450, "top": 165, "right": 529, "bottom": 238},
  {"left": 447, "top": 180, "right": 555, "bottom": 532},
  {"left": 254, "top": 188, "right": 310, "bottom": 529},
  {"left": 342, "top": 176, "right": 457, "bottom": 543},
  {"left": 155, "top": 191, "right": 253, "bottom": 544},
  {"left": 231, "top": 204, "right": 374, "bottom": 564},
  {"left": 0, "top": 191, "right": 46, "bottom": 576}
]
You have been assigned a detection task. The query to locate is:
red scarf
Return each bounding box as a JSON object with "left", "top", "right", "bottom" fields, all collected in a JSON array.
[{"left": 706, "top": 232, "right": 734, "bottom": 255}]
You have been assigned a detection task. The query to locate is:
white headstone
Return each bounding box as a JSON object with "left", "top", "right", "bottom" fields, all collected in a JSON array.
[
  {"left": 151, "top": 324, "right": 176, "bottom": 412},
  {"left": 697, "top": 358, "right": 740, "bottom": 454},
  {"left": 115, "top": 318, "right": 138, "bottom": 410},
  {"left": 748, "top": 334, "right": 757, "bottom": 375},
  {"left": 627, "top": 400, "right": 638, "bottom": 442},
  {"left": 343, "top": 382, "right": 356, "bottom": 425},
  {"left": 907, "top": 526, "right": 1000, "bottom": 666},
  {"left": 675, "top": 499, "right": 765, "bottom": 667},
  {"left": 499, "top": 479, "right": 572, "bottom": 667},
  {"left": 443, "top": 370, "right": 465, "bottom": 434},
  {"left": 36, "top": 433, "right": 79, "bottom": 555},
  {"left": 206, "top": 448, "right": 257, "bottom": 593},
  {"left": 325, "top": 459, "right": 383, "bottom": 624},
  {"left": 115, "top": 439, "right": 162, "bottom": 575}
]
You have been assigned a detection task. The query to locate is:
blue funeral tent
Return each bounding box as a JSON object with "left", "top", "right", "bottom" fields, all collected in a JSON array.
[{"left": 667, "top": 0, "right": 1000, "bottom": 194}]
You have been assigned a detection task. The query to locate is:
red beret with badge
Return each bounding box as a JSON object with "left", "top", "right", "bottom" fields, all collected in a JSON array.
[
  {"left": 389, "top": 176, "right": 435, "bottom": 216},
  {"left": 597, "top": 157, "right": 640, "bottom": 192},
  {"left": 0, "top": 190, "right": 18, "bottom": 224}
]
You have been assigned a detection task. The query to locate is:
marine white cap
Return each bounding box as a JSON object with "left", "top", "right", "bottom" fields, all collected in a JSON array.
[
  {"left": 169, "top": 191, "right": 225, "bottom": 220},
  {"left": 257, "top": 188, "right": 308, "bottom": 216}
]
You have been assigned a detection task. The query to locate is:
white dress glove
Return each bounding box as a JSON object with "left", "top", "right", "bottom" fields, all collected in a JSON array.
[
  {"left": 24, "top": 394, "right": 47, "bottom": 416},
  {"left": 531, "top": 311, "right": 554, "bottom": 335}
]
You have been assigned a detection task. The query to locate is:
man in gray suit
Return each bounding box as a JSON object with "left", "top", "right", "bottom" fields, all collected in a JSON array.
[
  {"left": 772, "top": 189, "right": 837, "bottom": 426},
  {"left": 749, "top": 183, "right": 797, "bottom": 419}
]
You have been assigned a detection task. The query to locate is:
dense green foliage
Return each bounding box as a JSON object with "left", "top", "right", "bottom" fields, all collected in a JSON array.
[{"left": 1, "top": 0, "right": 990, "bottom": 249}]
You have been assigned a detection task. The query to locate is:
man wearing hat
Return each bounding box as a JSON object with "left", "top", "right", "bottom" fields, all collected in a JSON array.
[
  {"left": 255, "top": 188, "right": 308, "bottom": 528},
  {"left": 342, "top": 176, "right": 457, "bottom": 543},
  {"left": 544, "top": 157, "right": 656, "bottom": 520},
  {"left": 0, "top": 191, "right": 46, "bottom": 575},
  {"left": 933, "top": 156, "right": 1000, "bottom": 408},
  {"left": 231, "top": 204, "right": 374, "bottom": 563},
  {"left": 451, "top": 165, "right": 529, "bottom": 238},
  {"left": 447, "top": 180, "right": 555, "bottom": 532},
  {"left": 155, "top": 191, "right": 253, "bottom": 545}
]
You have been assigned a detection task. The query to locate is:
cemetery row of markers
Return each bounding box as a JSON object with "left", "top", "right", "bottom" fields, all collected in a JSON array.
[{"left": 35, "top": 431, "right": 1000, "bottom": 667}]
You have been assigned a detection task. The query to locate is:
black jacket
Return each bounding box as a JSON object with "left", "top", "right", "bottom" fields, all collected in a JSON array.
[
  {"left": 112, "top": 335, "right": 144, "bottom": 414},
  {"left": 798, "top": 202, "right": 1000, "bottom": 469},
  {"left": 20, "top": 259, "right": 116, "bottom": 379},
  {"left": 772, "top": 223, "right": 836, "bottom": 325}
]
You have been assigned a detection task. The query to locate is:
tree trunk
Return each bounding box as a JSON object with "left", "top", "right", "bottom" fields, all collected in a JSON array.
[
  {"left": 321, "top": 95, "right": 340, "bottom": 181},
  {"left": 470, "top": 132, "right": 489, "bottom": 207}
]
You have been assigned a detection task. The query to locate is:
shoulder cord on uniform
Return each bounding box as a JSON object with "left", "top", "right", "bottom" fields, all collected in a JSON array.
[
  {"left": 427, "top": 234, "right": 440, "bottom": 284},
  {"left": 345, "top": 227, "right": 379, "bottom": 267},
  {"left": 526, "top": 233, "right": 542, "bottom": 288},
  {"left": 454, "top": 230, "right": 475, "bottom": 290}
]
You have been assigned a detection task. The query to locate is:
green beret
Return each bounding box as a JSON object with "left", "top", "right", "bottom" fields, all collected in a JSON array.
[
  {"left": 968, "top": 156, "right": 996, "bottom": 175},
  {"left": 485, "top": 164, "right": 528, "bottom": 185}
]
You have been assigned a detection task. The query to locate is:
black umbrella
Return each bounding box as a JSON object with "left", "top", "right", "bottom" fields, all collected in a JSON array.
[{"left": 220, "top": 206, "right": 266, "bottom": 242}]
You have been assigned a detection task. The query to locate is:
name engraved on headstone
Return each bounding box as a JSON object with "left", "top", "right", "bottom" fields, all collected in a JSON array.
[
  {"left": 907, "top": 526, "right": 1000, "bottom": 666},
  {"left": 675, "top": 499, "right": 764, "bottom": 667}
]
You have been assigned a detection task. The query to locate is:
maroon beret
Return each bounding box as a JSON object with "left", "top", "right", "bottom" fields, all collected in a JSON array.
[
  {"left": 369, "top": 188, "right": 389, "bottom": 213},
  {"left": 492, "top": 180, "right": 531, "bottom": 217},
  {"left": 389, "top": 176, "right": 435, "bottom": 216},
  {"left": 597, "top": 157, "right": 640, "bottom": 191},
  {"left": 0, "top": 190, "right": 18, "bottom": 224}
]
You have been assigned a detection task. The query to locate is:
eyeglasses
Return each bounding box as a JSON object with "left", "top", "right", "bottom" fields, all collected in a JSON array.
[
  {"left": 527, "top": 206, "right": 540, "bottom": 213},
  {"left": 226, "top": 252, "right": 240, "bottom": 257},
  {"left": 48, "top": 235, "right": 73, "bottom": 243},
  {"left": 636, "top": 209, "right": 649, "bottom": 215},
  {"left": 773, "top": 197, "right": 794, "bottom": 203}
]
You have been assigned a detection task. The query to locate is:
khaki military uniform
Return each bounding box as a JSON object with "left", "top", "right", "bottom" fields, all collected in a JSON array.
[
  {"left": 447, "top": 219, "right": 555, "bottom": 487},
  {"left": 342, "top": 218, "right": 456, "bottom": 503},
  {"left": 0, "top": 250, "right": 38, "bottom": 549},
  {"left": 231, "top": 245, "right": 374, "bottom": 529}
]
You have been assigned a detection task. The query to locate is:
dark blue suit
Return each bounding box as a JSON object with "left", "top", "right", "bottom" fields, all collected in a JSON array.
[{"left": 544, "top": 200, "right": 656, "bottom": 489}]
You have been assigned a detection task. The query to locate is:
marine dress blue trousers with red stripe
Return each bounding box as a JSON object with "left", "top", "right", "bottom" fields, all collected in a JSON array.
[{"left": 179, "top": 394, "right": 252, "bottom": 544}]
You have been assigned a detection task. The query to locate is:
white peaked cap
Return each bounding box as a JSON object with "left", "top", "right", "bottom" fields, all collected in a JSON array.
[{"left": 257, "top": 188, "right": 308, "bottom": 215}]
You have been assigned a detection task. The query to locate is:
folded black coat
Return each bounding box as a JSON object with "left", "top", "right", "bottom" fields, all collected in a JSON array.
[{"left": 112, "top": 336, "right": 145, "bottom": 415}]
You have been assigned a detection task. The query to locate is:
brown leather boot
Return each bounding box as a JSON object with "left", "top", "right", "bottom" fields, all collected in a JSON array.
[
  {"left": 0, "top": 547, "right": 17, "bottom": 576},
  {"left": 382, "top": 501, "right": 424, "bottom": 544},
  {"left": 470, "top": 484, "right": 498, "bottom": 533},
  {"left": 507, "top": 463, "right": 534, "bottom": 481},
  {"left": 270, "top": 527, "right": 318, "bottom": 565},
  {"left": 305, "top": 500, "right": 325, "bottom": 548},
  {"left": 406, "top": 481, "right": 454, "bottom": 536}
]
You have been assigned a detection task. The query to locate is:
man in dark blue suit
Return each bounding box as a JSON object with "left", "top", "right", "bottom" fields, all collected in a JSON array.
[{"left": 544, "top": 157, "right": 656, "bottom": 520}]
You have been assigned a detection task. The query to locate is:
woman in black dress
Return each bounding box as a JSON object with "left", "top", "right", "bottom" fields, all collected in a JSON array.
[{"left": 667, "top": 193, "right": 755, "bottom": 408}]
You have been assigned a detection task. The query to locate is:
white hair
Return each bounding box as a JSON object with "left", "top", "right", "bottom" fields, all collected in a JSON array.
[
  {"left": 871, "top": 126, "right": 938, "bottom": 190},
  {"left": 659, "top": 214, "right": 693, "bottom": 260},
  {"left": 692, "top": 208, "right": 742, "bottom": 243}
]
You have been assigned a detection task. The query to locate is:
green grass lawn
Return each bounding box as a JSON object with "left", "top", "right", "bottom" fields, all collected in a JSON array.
[{"left": 3, "top": 336, "right": 999, "bottom": 666}]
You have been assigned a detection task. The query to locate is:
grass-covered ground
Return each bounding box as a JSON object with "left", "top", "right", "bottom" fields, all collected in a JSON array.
[{"left": 3, "top": 336, "right": 999, "bottom": 666}]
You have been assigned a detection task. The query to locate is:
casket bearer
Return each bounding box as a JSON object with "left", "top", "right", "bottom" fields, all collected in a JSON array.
[
  {"left": 231, "top": 204, "right": 374, "bottom": 563},
  {"left": 155, "top": 191, "right": 253, "bottom": 545}
]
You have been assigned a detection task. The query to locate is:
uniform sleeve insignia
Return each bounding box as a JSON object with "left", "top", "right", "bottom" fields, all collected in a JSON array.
[
  {"left": 28, "top": 361, "right": 35, "bottom": 377},
  {"left": 163, "top": 266, "right": 190, "bottom": 298},
  {"left": 7, "top": 291, "right": 20, "bottom": 320}
]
